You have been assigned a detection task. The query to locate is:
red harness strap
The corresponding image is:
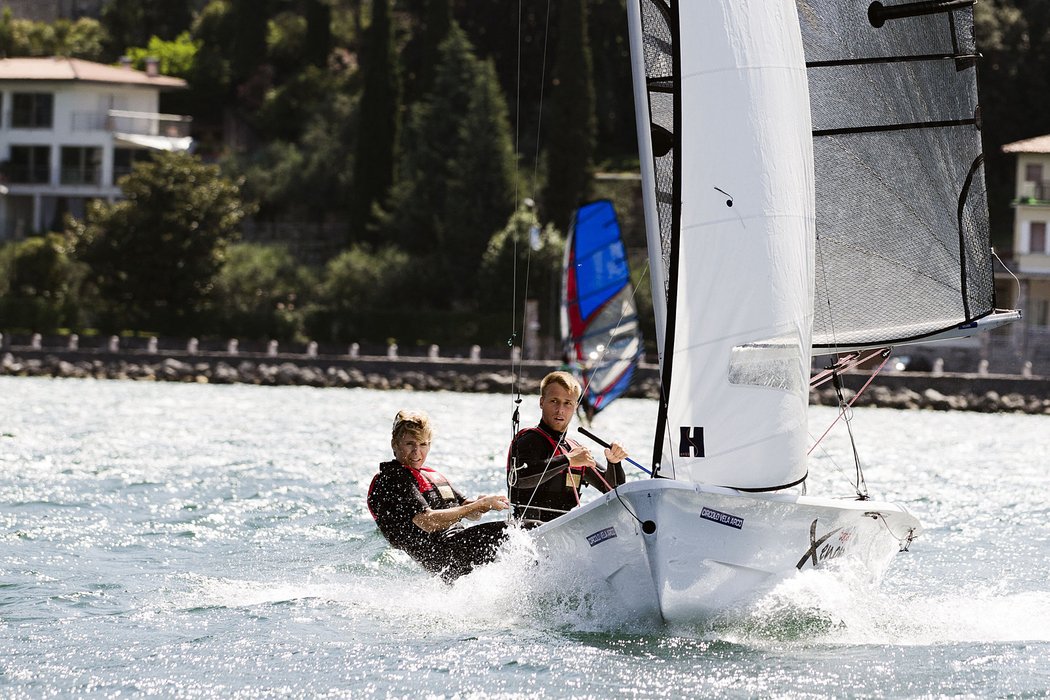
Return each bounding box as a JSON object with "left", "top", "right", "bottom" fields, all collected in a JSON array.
[
  {"left": 403, "top": 464, "right": 451, "bottom": 493},
  {"left": 506, "top": 428, "right": 613, "bottom": 503}
]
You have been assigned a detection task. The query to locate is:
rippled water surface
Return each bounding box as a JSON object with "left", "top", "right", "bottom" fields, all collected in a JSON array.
[{"left": 2, "top": 376, "right": 1049, "bottom": 698}]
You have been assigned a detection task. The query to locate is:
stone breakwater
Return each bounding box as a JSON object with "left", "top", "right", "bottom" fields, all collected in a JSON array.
[{"left": 3, "top": 351, "right": 1049, "bottom": 415}]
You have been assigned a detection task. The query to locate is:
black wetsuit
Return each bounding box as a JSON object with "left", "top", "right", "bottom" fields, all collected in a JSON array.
[
  {"left": 506, "top": 420, "right": 625, "bottom": 526},
  {"left": 367, "top": 460, "right": 508, "bottom": 582}
]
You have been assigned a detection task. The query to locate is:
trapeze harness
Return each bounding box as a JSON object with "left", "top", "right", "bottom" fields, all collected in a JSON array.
[
  {"left": 506, "top": 427, "right": 613, "bottom": 523},
  {"left": 402, "top": 464, "right": 459, "bottom": 510}
]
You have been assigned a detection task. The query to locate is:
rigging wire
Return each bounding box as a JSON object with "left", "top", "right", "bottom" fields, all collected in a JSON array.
[
  {"left": 504, "top": 0, "right": 645, "bottom": 526},
  {"left": 509, "top": 0, "right": 525, "bottom": 438},
  {"left": 992, "top": 246, "right": 1022, "bottom": 308}
]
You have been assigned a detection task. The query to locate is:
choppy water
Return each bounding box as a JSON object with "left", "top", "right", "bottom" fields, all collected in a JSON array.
[{"left": 1, "top": 375, "right": 1048, "bottom": 698}]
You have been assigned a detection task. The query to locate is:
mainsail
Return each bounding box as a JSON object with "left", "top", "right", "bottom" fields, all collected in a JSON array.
[
  {"left": 800, "top": 0, "right": 996, "bottom": 351},
  {"left": 561, "top": 200, "right": 643, "bottom": 417},
  {"left": 629, "top": 0, "right": 1001, "bottom": 487},
  {"left": 630, "top": 0, "right": 815, "bottom": 489}
]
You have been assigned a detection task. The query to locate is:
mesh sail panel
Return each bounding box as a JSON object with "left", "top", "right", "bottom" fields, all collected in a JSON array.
[
  {"left": 798, "top": 0, "right": 994, "bottom": 348},
  {"left": 639, "top": 0, "right": 676, "bottom": 305}
]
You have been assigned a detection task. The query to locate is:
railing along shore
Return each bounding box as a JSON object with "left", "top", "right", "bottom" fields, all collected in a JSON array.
[{"left": 1, "top": 333, "right": 1049, "bottom": 414}]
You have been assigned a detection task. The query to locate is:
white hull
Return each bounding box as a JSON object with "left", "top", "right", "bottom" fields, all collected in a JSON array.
[{"left": 529, "top": 480, "right": 921, "bottom": 624}]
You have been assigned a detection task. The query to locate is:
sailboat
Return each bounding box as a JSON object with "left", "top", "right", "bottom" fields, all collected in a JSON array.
[
  {"left": 561, "top": 199, "right": 644, "bottom": 420},
  {"left": 526, "top": 0, "right": 1019, "bottom": 623}
]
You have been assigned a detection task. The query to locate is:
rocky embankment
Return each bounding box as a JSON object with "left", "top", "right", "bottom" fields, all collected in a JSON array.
[{"left": 2, "top": 350, "right": 1049, "bottom": 415}]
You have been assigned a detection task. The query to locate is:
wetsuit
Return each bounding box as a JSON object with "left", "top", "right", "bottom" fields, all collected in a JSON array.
[
  {"left": 367, "top": 460, "right": 508, "bottom": 582},
  {"left": 506, "top": 420, "right": 625, "bottom": 526}
]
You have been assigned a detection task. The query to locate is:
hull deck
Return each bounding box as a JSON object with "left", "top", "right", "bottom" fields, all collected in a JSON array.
[{"left": 529, "top": 480, "right": 921, "bottom": 623}]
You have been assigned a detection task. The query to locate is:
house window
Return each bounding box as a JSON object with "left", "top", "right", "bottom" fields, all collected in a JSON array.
[
  {"left": 112, "top": 148, "right": 153, "bottom": 184},
  {"left": 60, "top": 146, "right": 102, "bottom": 185},
  {"left": 7, "top": 145, "right": 51, "bottom": 183},
  {"left": 11, "top": 93, "right": 54, "bottom": 128},
  {"left": 1025, "top": 163, "right": 1044, "bottom": 182},
  {"left": 1032, "top": 298, "right": 1049, "bottom": 328},
  {"left": 1031, "top": 222, "right": 1047, "bottom": 254}
]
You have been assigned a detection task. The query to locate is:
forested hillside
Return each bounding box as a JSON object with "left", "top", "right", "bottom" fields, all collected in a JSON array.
[{"left": 0, "top": 0, "right": 1044, "bottom": 350}]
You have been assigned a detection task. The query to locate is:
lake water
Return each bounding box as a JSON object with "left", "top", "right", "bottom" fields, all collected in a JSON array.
[{"left": 2, "top": 376, "right": 1048, "bottom": 698}]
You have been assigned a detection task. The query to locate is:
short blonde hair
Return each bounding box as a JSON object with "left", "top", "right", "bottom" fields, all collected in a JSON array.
[
  {"left": 391, "top": 410, "right": 432, "bottom": 443},
  {"left": 540, "top": 371, "right": 581, "bottom": 400}
]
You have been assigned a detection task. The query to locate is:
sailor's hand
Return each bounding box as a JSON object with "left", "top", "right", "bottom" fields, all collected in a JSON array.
[
  {"left": 479, "top": 494, "right": 510, "bottom": 513},
  {"left": 567, "top": 445, "right": 596, "bottom": 468},
  {"left": 604, "top": 441, "right": 627, "bottom": 464}
]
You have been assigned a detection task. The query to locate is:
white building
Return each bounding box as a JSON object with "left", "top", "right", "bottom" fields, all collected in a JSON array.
[
  {"left": 1002, "top": 134, "right": 1050, "bottom": 331},
  {"left": 0, "top": 56, "right": 191, "bottom": 241}
]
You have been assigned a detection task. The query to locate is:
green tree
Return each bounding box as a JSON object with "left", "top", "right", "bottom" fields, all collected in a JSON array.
[
  {"left": 70, "top": 152, "right": 250, "bottom": 334},
  {"left": 0, "top": 11, "right": 106, "bottom": 60},
  {"left": 209, "top": 242, "right": 313, "bottom": 339},
  {"left": 0, "top": 234, "right": 86, "bottom": 331},
  {"left": 444, "top": 57, "right": 517, "bottom": 303},
  {"left": 125, "top": 32, "right": 198, "bottom": 77},
  {"left": 303, "top": 0, "right": 333, "bottom": 69},
  {"left": 541, "top": 0, "right": 596, "bottom": 233},
  {"left": 319, "top": 243, "right": 412, "bottom": 310},
  {"left": 348, "top": 0, "right": 401, "bottom": 242},
  {"left": 230, "top": 0, "right": 271, "bottom": 85},
  {"left": 478, "top": 204, "right": 564, "bottom": 341},
  {"left": 228, "top": 86, "right": 357, "bottom": 222},
  {"left": 100, "top": 0, "right": 195, "bottom": 59},
  {"left": 417, "top": 0, "right": 451, "bottom": 95},
  {"left": 382, "top": 24, "right": 516, "bottom": 309},
  {"left": 304, "top": 243, "right": 413, "bottom": 341}
]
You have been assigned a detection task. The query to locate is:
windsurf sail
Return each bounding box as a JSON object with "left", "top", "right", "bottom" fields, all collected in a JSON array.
[{"left": 561, "top": 200, "right": 643, "bottom": 418}]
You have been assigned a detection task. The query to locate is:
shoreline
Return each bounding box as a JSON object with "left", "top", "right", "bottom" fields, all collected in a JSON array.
[{"left": 3, "top": 348, "right": 1049, "bottom": 415}]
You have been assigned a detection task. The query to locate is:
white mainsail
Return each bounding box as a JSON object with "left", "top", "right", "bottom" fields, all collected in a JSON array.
[{"left": 633, "top": 1, "right": 815, "bottom": 489}]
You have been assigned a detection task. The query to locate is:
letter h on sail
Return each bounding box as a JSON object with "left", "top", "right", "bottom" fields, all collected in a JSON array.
[{"left": 679, "top": 426, "right": 705, "bottom": 457}]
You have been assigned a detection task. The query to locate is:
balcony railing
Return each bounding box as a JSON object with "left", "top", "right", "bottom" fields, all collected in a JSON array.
[
  {"left": 69, "top": 109, "right": 192, "bottom": 137},
  {"left": 1017, "top": 179, "right": 1050, "bottom": 202},
  {"left": 60, "top": 166, "right": 101, "bottom": 186}
]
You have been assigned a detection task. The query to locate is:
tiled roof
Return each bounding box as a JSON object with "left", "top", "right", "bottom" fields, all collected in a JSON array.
[
  {"left": 0, "top": 57, "right": 186, "bottom": 89},
  {"left": 1002, "top": 134, "right": 1050, "bottom": 154}
]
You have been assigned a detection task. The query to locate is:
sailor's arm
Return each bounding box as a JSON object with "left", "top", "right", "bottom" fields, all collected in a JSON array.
[
  {"left": 412, "top": 494, "right": 509, "bottom": 532},
  {"left": 586, "top": 441, "right": 628, "bottom": 492}
]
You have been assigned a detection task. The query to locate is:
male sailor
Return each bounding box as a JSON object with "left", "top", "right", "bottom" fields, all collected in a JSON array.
[
  {"left": 367, "top": 410, "right": 510, "bottom": 582},
  {"left": 506, "top": 371, "right": 627, "bottom": 526}
]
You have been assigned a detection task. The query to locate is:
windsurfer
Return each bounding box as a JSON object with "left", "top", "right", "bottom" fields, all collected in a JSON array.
[
  {"left": 367, "top": 410, "right": 510, "bottom": 582},
  {"left": 506, "top": 371, "right": 627, "bottom": 526}
]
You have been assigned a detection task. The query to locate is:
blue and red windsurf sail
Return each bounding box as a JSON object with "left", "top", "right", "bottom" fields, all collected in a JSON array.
[{"left": 561, "top": 200, "right": 643, "bottom": 418}]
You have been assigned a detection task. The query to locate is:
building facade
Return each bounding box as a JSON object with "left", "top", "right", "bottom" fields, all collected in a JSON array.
[
  {"left": 0, "top": 57, "right": 191, "bottom": 240},
  {"left": 1001, "top": 135, "right": 1050, "bottom": 369}
]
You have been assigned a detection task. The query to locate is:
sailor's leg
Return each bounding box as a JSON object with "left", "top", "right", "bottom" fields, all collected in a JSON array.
[{"left": 440, "top": 521, "right": 510, "bottom": 581}]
